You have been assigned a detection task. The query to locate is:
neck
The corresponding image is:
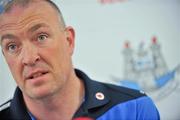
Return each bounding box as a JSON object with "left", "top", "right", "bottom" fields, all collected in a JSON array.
[{"left": 23, "top": 73, "right": 85, "bottom": 120}]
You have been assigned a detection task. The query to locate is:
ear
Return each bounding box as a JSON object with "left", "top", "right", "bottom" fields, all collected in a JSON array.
[{"left": 65, "top": 26, "right": 75, "bottom": 55}]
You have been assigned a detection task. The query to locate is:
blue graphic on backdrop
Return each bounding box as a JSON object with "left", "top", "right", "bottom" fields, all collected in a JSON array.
[{"left": 111, "top": 36, "right": 180, "bottom": 100}]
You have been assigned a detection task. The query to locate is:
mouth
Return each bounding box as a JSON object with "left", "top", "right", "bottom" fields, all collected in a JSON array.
[{"left": 26, "top": 71, "right": 49, "bottom": 80}]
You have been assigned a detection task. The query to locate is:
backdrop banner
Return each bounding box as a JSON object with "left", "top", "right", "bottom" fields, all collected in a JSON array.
[{"left": 0, "top": 0, "right": 180, "bottom": 119}]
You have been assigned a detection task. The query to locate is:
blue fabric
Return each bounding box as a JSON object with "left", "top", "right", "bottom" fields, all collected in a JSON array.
[
  {"left": 28, "top": 112, "right": 36, "bottom": 120},
  {"left": 97, "top": 96, "right": 160, "bottom": 120}
]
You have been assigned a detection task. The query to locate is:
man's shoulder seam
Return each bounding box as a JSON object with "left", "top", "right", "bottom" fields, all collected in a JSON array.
[{"left": 102, "top": 82, "right": 146, "bottom": 98}]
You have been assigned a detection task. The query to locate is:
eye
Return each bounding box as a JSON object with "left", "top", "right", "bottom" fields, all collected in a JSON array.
[
  {"left": 6, "top": 43, "right": 18, "bottom": 53},
  {"left": 37, "top": 34, "right": 48, "bottom": 42}
]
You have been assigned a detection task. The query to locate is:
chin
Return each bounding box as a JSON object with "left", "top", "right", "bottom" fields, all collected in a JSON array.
[{"left": 28, "top": 87, "right": 56, "bottom": 100}]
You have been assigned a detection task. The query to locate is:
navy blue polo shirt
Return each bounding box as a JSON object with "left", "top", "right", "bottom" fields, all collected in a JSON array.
[{"left": 0, "top": 69, "right": 160, "bottom": 120}]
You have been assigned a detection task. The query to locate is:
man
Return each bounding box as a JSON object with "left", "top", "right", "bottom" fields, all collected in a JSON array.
[{"left": 0, "top": 0, "right": 160, "bottom": 119}]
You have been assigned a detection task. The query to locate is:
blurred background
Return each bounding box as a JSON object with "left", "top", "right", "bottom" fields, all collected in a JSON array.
[{"left": 0, "top": 0, "right": 180, "bottom": 119}]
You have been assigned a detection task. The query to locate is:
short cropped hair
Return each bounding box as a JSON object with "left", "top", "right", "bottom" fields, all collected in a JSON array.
[{"left": 0, "top": 0, "right": 66, "bottom": 28}]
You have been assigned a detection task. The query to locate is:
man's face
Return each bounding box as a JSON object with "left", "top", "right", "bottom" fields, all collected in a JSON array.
[{"left": 0, "top": 1, "right": 75, "bottom": 99}]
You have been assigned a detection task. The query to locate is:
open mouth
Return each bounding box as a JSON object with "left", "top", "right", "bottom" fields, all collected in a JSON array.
[{"left": 28, "top": 71, "right": 48, "bottom": 80}]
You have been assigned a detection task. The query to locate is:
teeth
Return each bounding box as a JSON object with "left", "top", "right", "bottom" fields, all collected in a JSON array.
[{"left": 32, "top": 73, "right": 43, "bottom": 79}]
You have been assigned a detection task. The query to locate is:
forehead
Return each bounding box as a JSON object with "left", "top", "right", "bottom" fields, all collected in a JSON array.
[{"left": 0, "top": 1, "right": 59, "bottom": 32}]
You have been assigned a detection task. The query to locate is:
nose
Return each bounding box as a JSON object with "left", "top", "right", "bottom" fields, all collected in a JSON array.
[{"left": 20, "top": 43, "right": 40, "bottom": 66}]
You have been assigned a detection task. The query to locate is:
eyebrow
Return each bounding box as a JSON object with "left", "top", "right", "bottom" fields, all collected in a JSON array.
[
  {"left": 0, "top": 34, "right": 17, "bottom": 45},
  {"left": 28, "top": 23, "right": 49, "bottom": 33}
]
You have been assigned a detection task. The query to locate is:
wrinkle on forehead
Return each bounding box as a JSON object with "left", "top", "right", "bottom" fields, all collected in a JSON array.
[{"left": 0, "top": 14, "right": 44, "bottom": 32}]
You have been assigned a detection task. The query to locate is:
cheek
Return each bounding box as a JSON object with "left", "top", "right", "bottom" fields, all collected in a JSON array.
[
  {"left": 7, "top": 57, "right": 17, "bottom": 68},
  {"left": 42, "top": 45, "right": 69, "bottom": 72},
  {"left": 6, "top": 57, "right": 21, "bottom": 77},
  {"left": 44, "top": 48, "right": 63, "bottom": 67},
  {"left": 45, "top": 43, "right": 66, "bottom": 61},
  {"left": 5, "top": 57, "right": 23, "bottom": 86}
]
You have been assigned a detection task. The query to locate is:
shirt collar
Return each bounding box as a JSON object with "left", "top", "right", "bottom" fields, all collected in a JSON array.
[
  {"left": 10, "top": 88, "right": 32, "bottom": 120},
  {"left": 75, "top": 69, "right": 110, "bottom": 110}
]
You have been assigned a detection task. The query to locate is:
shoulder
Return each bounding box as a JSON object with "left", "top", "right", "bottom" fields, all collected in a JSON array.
[
  {"left": 96, "top": 81, "right": 160, "bottom": 119},
  {"left": 0, "top": 99, "right": 11, "bottom": 118}
]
